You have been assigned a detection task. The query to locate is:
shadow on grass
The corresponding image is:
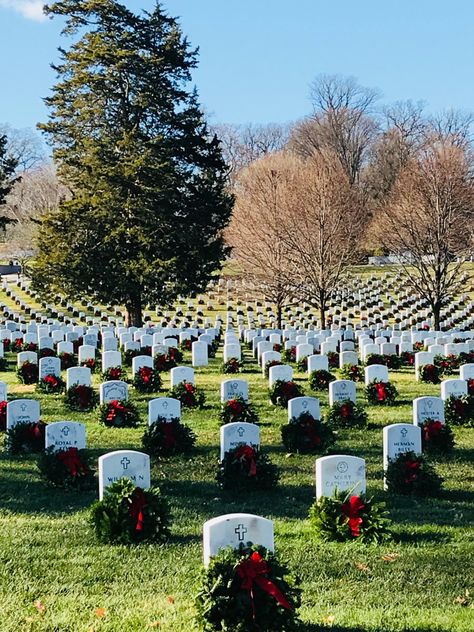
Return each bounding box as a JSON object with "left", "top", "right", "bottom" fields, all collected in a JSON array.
[
  {"left": 298, "top": 626, "right": 447, "bottom": 632},
  {"left": 162, "top": 477, "right": 314, "bottom": 521}
]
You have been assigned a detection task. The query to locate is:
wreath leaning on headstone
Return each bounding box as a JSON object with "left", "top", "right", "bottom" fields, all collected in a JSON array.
[
  {"left": 308, "top": 369, "right": 336, "bottom": 391},
  {"left": 195, "top": 543, "right": 302, "bottom": 632},
  {"left": 309, "top": 489, "right": 391, "bottom": 543},
  {"left": 16, "top": 361, "right": 38, "bottom": 384},
  {"left": 269, "top": 380, "right": 304, "bottom": 407},
  {"left": 219, "top": 397, "right": 259, "bottom": 425},
  {"left": 365, "top": 380, "right": 398, "bottom": 405},
  {"left": 167, "top": 381, "right": 206, "bottom": 409},
  {"left": 222, "top": 357, "right": 243, "bottom": 374},
  {"left": 339, "top": 364, "right": 364, "bottom": 382},
  {"left": 384, "top": 451, "right": 443, "bottom": 496},
  {"left": 420, "top": 419, "right": 455, "bottom": 455},
  {"left": 217, "top": 444, "right": 279, "bottom": 491},
  {"left": 90, "top": 478, "right": 171, "bottom": 544},
  {"left": 98, "top": 399, "right": 140, "bottom": 428},
  {"left": 37, "top": 446, "right": 95, "bottom": 489},
  {"left": 64, "top": 384, "right": 99, "bottom": 412},
  {"left": 4, "top": 420, "right": 47, "bottom": 454},
  {"left": 444, "top": 394, "right": 474, "bottom": 426},
  {"left": 36, "top": 374, "right": 66, "bottom": 395},
  {"left": 142, "top": 417, "right": 196, "bottom": 457},
  {"left": 326, "top": 399, "right": 368, "bottom": 428},
  {"left": 132, "top": 366, "right": 162, "bottom": 393},
  {"left": 281, "top": 412, "right": 335, "bottom": 455}
]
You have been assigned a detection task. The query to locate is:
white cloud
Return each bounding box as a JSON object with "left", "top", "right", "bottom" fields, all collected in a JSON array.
[{"left": 0, "top": 1, "right": 47, "bottom": 22}]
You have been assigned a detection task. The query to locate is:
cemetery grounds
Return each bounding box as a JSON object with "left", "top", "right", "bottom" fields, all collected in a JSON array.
[{"left": 0, "top": 267, "right": 473, "bottom": 632}]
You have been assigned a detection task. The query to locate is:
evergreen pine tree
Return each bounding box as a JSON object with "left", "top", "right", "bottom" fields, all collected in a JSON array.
[
  {"left": 34, "top": 0, "right": 233, "bottom": 325},
  {"left": 0, "top": 134, "right": 18, "bottom": 231}
]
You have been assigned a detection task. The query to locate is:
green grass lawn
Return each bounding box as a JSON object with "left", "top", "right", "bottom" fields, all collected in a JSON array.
[{"left": 0, "top": 343, "right": 473, "bottom": 632}]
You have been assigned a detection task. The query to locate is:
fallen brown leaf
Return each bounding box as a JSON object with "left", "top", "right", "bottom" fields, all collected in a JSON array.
[
  {"left": 381, "top": 553, "right": 400, "bottom": 562},
  {"left": 95, "top": 607, "right": 106, "bottom": 618},
  {"left": 355, "top": 562, "right": 370, "bottom": 571},
  {"left": 166, "top": 596, "right": 175, "bottom": 604}
]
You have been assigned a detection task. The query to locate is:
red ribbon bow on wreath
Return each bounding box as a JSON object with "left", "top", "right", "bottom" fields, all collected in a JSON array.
[
  {"left": 140, "top": 366, "right": 153, "bottom": 384},
  {"left": 129, "top": 488, "right": 147, "bottom": 532},
  {"left": 234, "top": 445, "right": 257, "bottom": 476},
  {"left": 57, "top": 447, "right": 87, "bottom": 477},
  {"left": 163, "top": 422, "right": 176, "bottom": 448},
  {"left": 106, "top": 400, "right": 128, "bottom": 423},
  {"left": 404, "top": 458, "right": 421, "bottom": 483},
  {"left": 423, "top": 420, "right": 443, "bottom": 441},
  {"left": 375, "top": 382, "right": 387, "bottom": 402},
  {"left": 341, "top": 495, "right": 365, "bottom": 537},
  {"left": 236, "top": 551, "right": 292, "bottom": 619}
]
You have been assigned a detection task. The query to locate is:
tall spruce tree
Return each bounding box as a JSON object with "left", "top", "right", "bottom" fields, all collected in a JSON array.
[
  {"left": 34, "top": 0, "right": 233, "bottom": 325},
  {"left": 0, "top": 134, "right": 18, "bottom": 231}
]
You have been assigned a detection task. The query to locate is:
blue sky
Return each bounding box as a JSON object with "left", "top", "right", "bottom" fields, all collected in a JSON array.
[{"left": 0, "top": 0, "right": 473, "bottom": 135}]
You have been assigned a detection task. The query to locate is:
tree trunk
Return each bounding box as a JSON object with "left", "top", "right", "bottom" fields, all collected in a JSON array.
[
  {"left": 319, "top": 304, "right": 326, "bottom": 330},
  {"left": 276, "top": 301, "right": 282, "bottom": 330},
  {"left": 125, "top": 296, "right": 143, "bottom": 328},
  {"left": 432, "top": 302, "right": 441, "bottom": 332}
]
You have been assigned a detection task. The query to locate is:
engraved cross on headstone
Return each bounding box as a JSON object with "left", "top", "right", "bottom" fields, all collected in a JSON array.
[
  {"left": 237, "top": 426, "right": 245, "bottom": 437},
  {"left": 234, "top": 523, "right": 248, "bottom": 541},
  {"left": 61, "top": 426, "right": 70, "bottom": 436},
  {"left": 121, "top": 457, "right": 131, "bottom": 469}
]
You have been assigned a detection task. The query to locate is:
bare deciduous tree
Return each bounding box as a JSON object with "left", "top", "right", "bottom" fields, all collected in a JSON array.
[
  {"left": 282, "top": 151, "right": 366, "bottom": 328},
  {"left": 289, "top": 74, "right": 379, "bottom": 185},
  {"left": 378, "top": 136, "right": 474, "bottom": 330},
  {"left": 226, "top": 152, "right": 297, "bottom": 328},
  {"left": 214, "top": 122, "right": 291, "bottom": 185}
]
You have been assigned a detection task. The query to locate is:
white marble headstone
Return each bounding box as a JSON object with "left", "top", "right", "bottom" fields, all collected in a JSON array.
[
  {"left": 288, "top": 396, "right": 320, "bottom": 421},
  {"left": 329, "top": 380, "right": 357, "bottom": 405},
  {"left": 39, "top": 356, "right": 61, "bottom": 379},
  {"left": 220, "top": 422, "right": 260, "bottom": 460},
  {"left": 148, "top": 397, "right": 181, "bottom": 423},
  {"left": 413, "top": 396, "right": 445, "bottom": 425},
  {"left": 220, "top": 379, "right": 249, "bottom": 403},
  {"left": 98, "top": 450, "right": 150, "bottom": 500},
  {"left": 66, "top": 366, "right": 91, "bottom": 389},
  {"left": 100, "top": 380, "right": 129, "bottom": 404},
  {"left": 45, "top": 421, "right": 86, "bottom": 451},
  {"left": 315, "top": 455, "right": 366, "bottom": 498},
  {"left": 203, "top": 513, "right": 274, "bottom": 567},
  {"left": 6, "top": 399, "right": 41, "bottom": 430}
]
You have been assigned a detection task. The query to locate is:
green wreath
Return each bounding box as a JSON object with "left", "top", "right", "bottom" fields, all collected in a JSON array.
[
  {"left": 98, "top": 399, "right": 140, "bottom": 428},
  {"left": 366, "top": 380, "right": 398, "bottom": 405},
  {"left": 269, "top": 380, "right": 304, "bottom": 407},
  {"left": 222, "top": 358, "right": 243, "bottom": 374},
  {"left": 37, "top": 446, "right": 95, "bottom": 489},
  {"left": 16, "top": 361, "right": 38, "bottom": 384},
  {"left": 217, "top": 444, "right": 279, "bottom": 491},
  {"left": 281, "top": 412, "right": 335, "bottom": 454},
  {"left": 195, "top": 544, "right": 301, "bottom": 632},
  {"left": 309, "top": 489, "right": 391, "bottom": 543},
  {"left": 36, "top": 374, "right": 66, "bottom": 395},
  {"left": 219, "top": 397, "right": 259, "bottom": 425},
  {"left": 142, "top": 417, "right": 196, "bottom": 457},
  {"left": 5, "top": 420, "right": 47, "bottom": 454},
  {"left": 444, "top": 394, "right": 474, "bottom": 426},
  {"left": 132, "top": 366, "right": 162, "bottom": 393},
  {"left": 339, "top": 364, "right": 364, "bottom": 382},
  {"left": 64, "top": 384, "right": 99, "bottom": 412},
  {"left": 326, "top": 399, "right": 368, "bottom": 428},
  {"left": 308, "top": 369, "right": 336, "bottom": 391},
  {"left": 385, "top": 451, "right": 443, "bottom": 496},
  {"left": 90, "top": 478, "right": 171, "bottom": 544},
  {"left": 420, "top": 419, "right": 455, "bottom": 455},
  {"left": 168, "top": 381, "right": 206, "bottom": 409}
]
